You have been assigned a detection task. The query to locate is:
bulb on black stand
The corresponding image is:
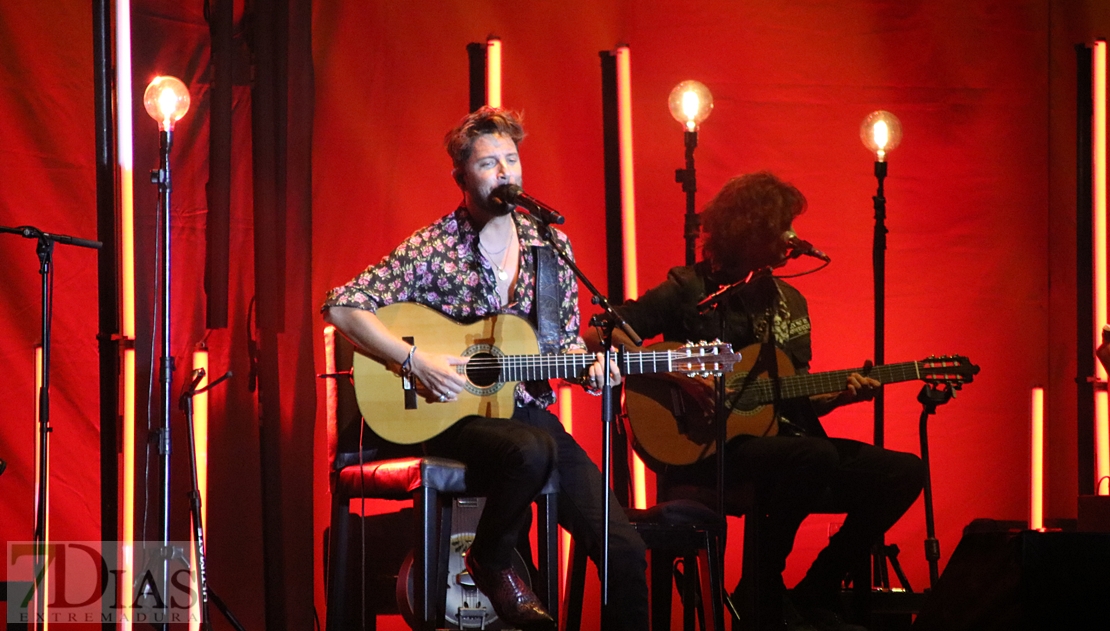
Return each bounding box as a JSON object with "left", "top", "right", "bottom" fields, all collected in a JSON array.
[
  {"left": 669, "top": 80, "right": 714, "bottom": 133},
  {"left": 669, "top": 80, "right": 713, "bottom": 266},
  {"left": 860, "top": 110, "right": 902, "bottom": 173},
  {"left": 144, "top": 76, "right": 191, "bottom": 133}
]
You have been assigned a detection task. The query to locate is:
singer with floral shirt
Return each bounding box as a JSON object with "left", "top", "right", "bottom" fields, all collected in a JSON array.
[{"left": 323, "top": 106, "right": 649, "bottom": 630}]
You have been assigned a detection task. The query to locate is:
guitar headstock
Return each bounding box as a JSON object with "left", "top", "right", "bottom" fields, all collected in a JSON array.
[
  {"left": 920, "top": 355, "right": 980, "bottom": 388},
  {"left": 673, "top": 340, "right": 742, "bottom": 376}
]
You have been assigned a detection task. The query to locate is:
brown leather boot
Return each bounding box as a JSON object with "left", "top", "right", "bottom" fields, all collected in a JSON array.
[{"left": 464, "top": 554, "right": 554, "bottom": 630}]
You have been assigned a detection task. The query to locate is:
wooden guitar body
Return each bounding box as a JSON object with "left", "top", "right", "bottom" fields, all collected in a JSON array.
[{"left": 624, "top": 342, "right": 979, "bottom": 468}]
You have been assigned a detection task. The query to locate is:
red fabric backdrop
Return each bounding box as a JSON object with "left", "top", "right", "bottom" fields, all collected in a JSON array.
[{"left": 3, "top": 2, "right": 1110, "bottom": 630}]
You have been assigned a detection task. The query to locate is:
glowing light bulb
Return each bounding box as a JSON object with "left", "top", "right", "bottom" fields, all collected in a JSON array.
[
  {"left": 860, "top": 110, "right": 902, "bottom": 161},
  {"left": 143, "top": 76, "right": 191, "bottom": 132},
  {"left": 669, "top": 80, "right": 713, "bottom": 132}
]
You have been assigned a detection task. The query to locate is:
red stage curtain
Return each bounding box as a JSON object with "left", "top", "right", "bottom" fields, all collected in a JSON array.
[{"left": 3, "top": 2, "right": 1110, "bottom": 631}]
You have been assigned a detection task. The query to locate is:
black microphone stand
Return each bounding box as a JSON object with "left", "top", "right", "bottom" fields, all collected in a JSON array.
[
  {"left": 1, "top": 224, "right": 101, "bottom": 630},
  {"left": 528, "top": 216, "right": 642, "bottom": 611},
  {"left": 695, "top": 268, "right": 767, "bottom": 521},
  {"left": 676, "top": 130, "right": 699, "bottom": 267},
  {"left": 179, "top": 369, "right": 247, "bottom": 631}
]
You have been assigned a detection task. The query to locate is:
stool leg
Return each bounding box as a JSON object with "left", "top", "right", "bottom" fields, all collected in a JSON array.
[
  {"left": 683, "top": 552, "right": 697, "bottom": 631},
  {"left": 741, "top": 512, "right": 762, "bottom": 630},
  {"left": 325, "top": 494, "right": 350, "bottom": 631},
  {"left": 563, "top": 541, "right": 587, "bottom": 631},
  {"left": 415, "top": 487, "right": 443, "bottom": 631},
  {"left": 537, "top": 492, "right": 560, "bottom": 626},
  {"left": 649, "top": 550, "right": 675, "bottom": 631},
  {"left": 700, "top": 531, "right": 726, "bottom": 631}
]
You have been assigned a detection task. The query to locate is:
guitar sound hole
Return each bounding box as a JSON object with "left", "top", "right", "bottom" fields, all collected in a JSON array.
[{"left": 466, "top": 352, "right": 502, "bottom": 388}]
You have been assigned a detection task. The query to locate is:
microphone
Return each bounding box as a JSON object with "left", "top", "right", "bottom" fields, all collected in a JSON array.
[
  {"left": 489, "top": 184, "right": 566, "bottom": 225},
  {"left": 783, "top": 230, "right": 831, "bottom": 262}
]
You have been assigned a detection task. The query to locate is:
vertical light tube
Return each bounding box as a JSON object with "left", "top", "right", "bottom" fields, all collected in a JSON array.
[
  {"left": 615, "top": 46, "right": 638, "bottom": 299},
  {"left": 115, "top": 0, "right": 137, "bottom": 624},
  {"left": 1094, "top": 40, "right": 1109, "bottom": 493},
  {"left": 486, "top": 38, "right": 502, "bottom": 108},
  {"left": 189, "top": 349, "right": 209, "bottom": 631},
  {"left": 324, "top": 327, "right": 338, "bottom": 446},
  {"left": 33, "top": 346, "right": 48, "bottom": 631},
  {"left": 615, "top": 45, "right": 647, "bottom": 510},
  {"left": 557, "top": 383, "right": 573, "bottom": 600},
  {"left": 1030, "top": 387, "right": 1044, "bottom": 531}
]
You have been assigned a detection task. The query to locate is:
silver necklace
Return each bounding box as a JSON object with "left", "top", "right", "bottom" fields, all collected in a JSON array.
[
  {"left": 479, "top": 240, "right": 512, "bottom": 281},
  {"left": 489, "top": 258, "right": 509, "bottom": 281}
]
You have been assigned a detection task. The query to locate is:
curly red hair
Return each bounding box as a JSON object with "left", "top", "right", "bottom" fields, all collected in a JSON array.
[{"left": 700, "top": 172, "right": 807, "bottom": 273}]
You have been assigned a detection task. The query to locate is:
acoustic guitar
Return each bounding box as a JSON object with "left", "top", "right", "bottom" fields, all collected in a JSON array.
[
  {"left": 351, "top": 303, "right": 742, "bottom": 444},
  {"left": 624, "top": 342, "right": 980, "bottom": 468}
]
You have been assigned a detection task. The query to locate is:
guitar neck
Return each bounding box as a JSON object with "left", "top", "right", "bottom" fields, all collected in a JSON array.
[
  {"left": 743, "top": 361, "right": 923, "bottom": 404},
  {"left": 490, "top": 349, "right": 700, "bottom": 383}
]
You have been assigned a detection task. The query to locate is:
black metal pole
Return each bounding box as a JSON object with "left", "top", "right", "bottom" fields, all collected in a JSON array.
[
  {"left": 919, "top": 408, "right": 940, "bottom": 588},
  {"left": 678, "top": 131, "right": 699, "bottom": 266},
  {"left": 467, "top": 42, "right": 487, "bottom": 112},
  {"left": 91, "top": 3, "right": 120, "bottom": 629},
  {"left": 152, "top": 129, "right": 176, "bottom": 629},
  {"left": 872, "top": 159, "right": 887, "bottom": 449},
  {"left": 599, "top": 50, "right": 631, "bottom": 504},
  {"left": 871, "top": 159, "right": 890, "bottom": 590},
  {"left": 180, "top": 370, "right": 212, "bottom": 631},
  {"left": 180, "top": 368, "right": 239, "bottom": 631},
  {"left": 33, "top": 237, "right": 53, "bottom": 631},
  {"left": 916, "top": 382, "right": 955, "bottom": 589}
]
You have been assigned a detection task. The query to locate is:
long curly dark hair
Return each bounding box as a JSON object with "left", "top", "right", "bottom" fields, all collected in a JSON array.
[{"left": 700, "top": 171, "right": 807, "bottom": 274}]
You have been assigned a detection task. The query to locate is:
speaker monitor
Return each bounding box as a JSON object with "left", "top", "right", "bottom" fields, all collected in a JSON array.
[{"left": 913, "top": 522, "right": 1110, "bottom": 630}]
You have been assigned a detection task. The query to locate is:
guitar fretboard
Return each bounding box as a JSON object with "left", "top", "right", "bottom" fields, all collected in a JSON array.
[
  {"left": 735, "top": 361, "right": 923, "bottom": 405},
  {"left": 462, "top": 347, "right": 736, "bottom": 382}
]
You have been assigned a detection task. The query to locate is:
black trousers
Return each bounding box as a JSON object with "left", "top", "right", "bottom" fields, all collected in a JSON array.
[
  {"left": 666, "top": 434, "right": 925, "bottom": 610},
  {"left": 425, "top": 405, "right": 650, "bottom": 631}
]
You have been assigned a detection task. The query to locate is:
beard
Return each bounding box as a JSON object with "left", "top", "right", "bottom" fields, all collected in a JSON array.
[
  {"left": 466, "top": 181, "right": 517, "bottom": 217},
  {"left": 484, "top": 193, "right": 514, "bottom": 216}
]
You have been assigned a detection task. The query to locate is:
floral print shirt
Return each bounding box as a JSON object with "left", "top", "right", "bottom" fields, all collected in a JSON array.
[{"left": 323, "top": 206, "right": 586, "bottom": 407}]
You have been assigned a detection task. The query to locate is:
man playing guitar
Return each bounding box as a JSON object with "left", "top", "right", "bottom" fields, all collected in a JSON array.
[
  {"left": 323, "top": 107, "right": 648, "bottom": 630},
  {"left": 609, "top": 172, "right": 926, "bottom": 631}
]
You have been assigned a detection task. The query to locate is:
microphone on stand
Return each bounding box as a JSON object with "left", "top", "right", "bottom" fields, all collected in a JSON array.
[
  {"left": 783, "top": 230, "right": 831, "bottom": 262},
  {"left": 489, "top": 184, "right": 566, "bottom": 225}
]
